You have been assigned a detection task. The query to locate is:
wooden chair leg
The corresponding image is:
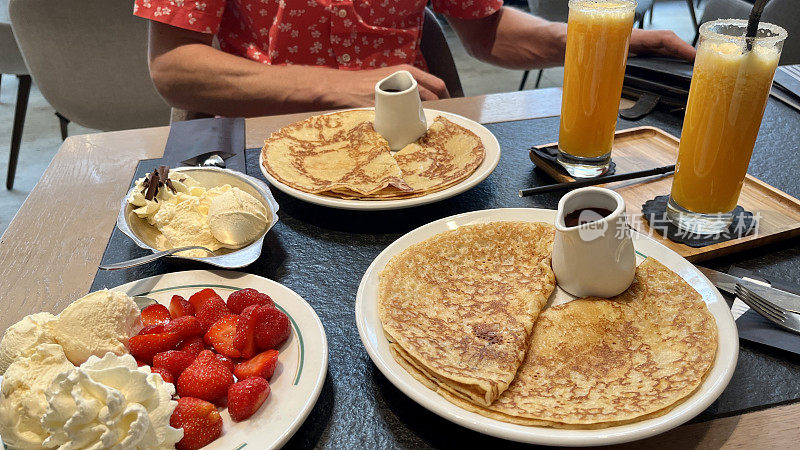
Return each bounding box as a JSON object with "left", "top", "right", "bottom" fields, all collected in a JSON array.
[
  {"left": 7, "top": 75, "right": 31, "bottom": 190},
  {"left": 55, "top": 112, "right": 70, "bottom": 141},
  {"left": 518, "top": 70, "right": 530, "bottom": 91}
]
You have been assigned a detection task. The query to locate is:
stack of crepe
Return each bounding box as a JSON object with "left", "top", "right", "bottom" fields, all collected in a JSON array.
[
  {"left": 378, "top": 222, "right": 718, "bottom": 429},
  {"left": 261, "top": 110, "right": 484, "bottom": 200}
]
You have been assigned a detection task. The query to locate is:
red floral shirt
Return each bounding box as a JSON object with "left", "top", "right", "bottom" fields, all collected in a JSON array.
[{"left": 133, "top": 0, "right": 503, "bottom": 70}]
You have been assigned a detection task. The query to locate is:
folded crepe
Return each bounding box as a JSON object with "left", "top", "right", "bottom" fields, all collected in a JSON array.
[{"left": 378, "top": 222, "right": 556, "bottom": 406}]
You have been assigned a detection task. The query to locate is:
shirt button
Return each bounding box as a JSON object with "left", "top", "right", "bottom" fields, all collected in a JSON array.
[
  {"left": 338, "top": 9, "right": 347, "bottom": 18},
  {"left": 341, "top": 54, "right": 351, "bottom": 63}
]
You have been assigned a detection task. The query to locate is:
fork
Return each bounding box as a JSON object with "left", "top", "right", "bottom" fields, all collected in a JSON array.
[
  {"left": 735, "top": 283, "right": 800, "bottom": 335},
  {"left": 782, "top": 65, "right": 800, "bottom": 81}
]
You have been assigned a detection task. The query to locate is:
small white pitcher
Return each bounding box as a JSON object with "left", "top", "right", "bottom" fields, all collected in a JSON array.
[
  {"left": 373, "top": 70, "right": 427, "bottom": 151},
  {"left": 552, "top": 187, "right": 636, "bottom": 298}
]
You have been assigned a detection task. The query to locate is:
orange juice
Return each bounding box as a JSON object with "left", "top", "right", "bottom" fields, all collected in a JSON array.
[
  {"left": 559, "top": 1, "right": 635, "bottom": 159},
  {"left": 670, "top": 26, "right": 782, "bottom": 214}
]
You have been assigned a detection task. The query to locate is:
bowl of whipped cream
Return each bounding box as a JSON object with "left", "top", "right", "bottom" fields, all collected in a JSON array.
[{"left": 118, "top": 166, "right": 279, "bottom": 268}]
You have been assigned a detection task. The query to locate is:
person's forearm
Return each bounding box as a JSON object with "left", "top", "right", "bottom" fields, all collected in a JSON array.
[
  {"left": 149, "top": 28, "right": 356, "bottom": 116},
  {"left": 448, "top": 7, "right": 567, "bottom": 71}
]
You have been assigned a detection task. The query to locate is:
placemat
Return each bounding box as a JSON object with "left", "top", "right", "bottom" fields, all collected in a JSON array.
[{"left": 89, "top": 109, "right": 800, "bottom": 446}]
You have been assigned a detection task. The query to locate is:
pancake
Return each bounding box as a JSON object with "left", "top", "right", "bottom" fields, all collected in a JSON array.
[
  {"left": 261, "top": 110, "right": 412, "bottom": 195},
  {"left": 396, "top": 258, "right": 718, "bottom": 428},
  {"left": 261, "top": 110, "right": 485, "bottom": 200},
  {"left": 378, "top": 222, "right": 556, "bottom": 406}
]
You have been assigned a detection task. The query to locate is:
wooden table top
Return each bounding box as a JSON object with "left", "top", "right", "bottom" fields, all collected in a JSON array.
[{"left": 1, "top": 87, "right": 797, "bottom": 447}]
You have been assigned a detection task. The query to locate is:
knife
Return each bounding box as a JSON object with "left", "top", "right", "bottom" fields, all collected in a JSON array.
[{"left": 698, "top": 267, "right": 800, "bottom": 314}]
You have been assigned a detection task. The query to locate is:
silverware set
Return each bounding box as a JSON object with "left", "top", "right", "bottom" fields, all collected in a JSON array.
[{"left": 735, "top": 283, "right": 800, "bottom": 335}]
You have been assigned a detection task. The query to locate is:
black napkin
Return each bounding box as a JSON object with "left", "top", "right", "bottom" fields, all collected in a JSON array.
[
  {"left": 641, "top": 195, "right": 756, "bottom": 247},
  {"left": 729, "top": 267, "right": 800, "bottom": 356},
  {"left": 162, "top": 117, "right": 246, "bottom": 173}
]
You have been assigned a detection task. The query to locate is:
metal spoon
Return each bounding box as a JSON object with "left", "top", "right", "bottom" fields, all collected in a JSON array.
[{"left": 99, "top": 246, "right": 216, "bottom": 270}]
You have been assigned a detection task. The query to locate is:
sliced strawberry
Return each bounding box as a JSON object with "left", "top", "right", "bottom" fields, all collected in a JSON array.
[
  {"left": 178, "top": 337, "right": 205, "bottom": 355},
  {"left": 138, "top": 323, "right": 165, "bottom": 335},
  {"left": 234, "top": 349, "right": 279, "bottom": 381},
  {"left": 203, "top": 315, "right": 241, "bottom": 358},
  {"left": 176, "top": 350, "right": 234, "bottom": 404},
  {"left": 226, "top": 288, "right": 274, "bottom": 314},
  {"left": 228, "top": 377, "right": 271, "bottom": 422},
  {"left": 163, "top": 316, "right": 203, "bottom": 341},
  {"left": 141, "top": 304, "right": 172, "bottom": 327},
  {"left": 129, "top": 331, "right": 182, "bottom": 364},
  {"left": 170, "top": 397, "right": 223, "bottom": 450},
  {"left": 153, "top": 350, "right": 197, "bottom": 379},
  {"left": 169, "top": 295, "right": 195, "bottom": 319},
  {"left": 233, "top": 305, "right": 259, "bottom": 359},
  {"left": 215, "top": 353, "right": 235, "bottom": 373},
  {"left": 151, "top": 366, "right": 175, "bottom": 384},
  {"left": 254, "top": 305, "right": 291, "bottom": 350},
  {"left": 196, "top": 296, "right": 231, "bottom": 332},
  {"left": 188, "top": 288, "right": 224, "bottom": 310}
]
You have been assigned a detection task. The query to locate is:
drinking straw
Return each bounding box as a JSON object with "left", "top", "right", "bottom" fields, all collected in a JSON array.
[{"left": 746, "top": 0, "right": 770, "bottom": 51}]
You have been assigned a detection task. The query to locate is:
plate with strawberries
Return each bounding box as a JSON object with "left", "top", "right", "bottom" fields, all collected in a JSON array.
[{"left": 115, "top": 270, "right": 328, "bottom": 450}]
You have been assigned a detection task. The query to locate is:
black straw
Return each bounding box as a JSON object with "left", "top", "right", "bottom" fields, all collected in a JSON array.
[
  {"left": 518, "top": 165, "right": 675, "bottom": 197},
  {"left": 746, "top": 0, "right": 770, "bottom": 51}
]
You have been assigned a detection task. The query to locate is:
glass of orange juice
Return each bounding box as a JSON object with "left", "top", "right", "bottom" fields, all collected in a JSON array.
[
  {"left": 667, "top": 19, "right": 787, "bottom": 234},
  {"left": 558, "top": 0, "right": 636, "bottom": 178}
]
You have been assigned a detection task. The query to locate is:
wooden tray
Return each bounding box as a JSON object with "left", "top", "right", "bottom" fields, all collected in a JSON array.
[{"left": 530, "top": 126, "right": 800, "bottom": 262}]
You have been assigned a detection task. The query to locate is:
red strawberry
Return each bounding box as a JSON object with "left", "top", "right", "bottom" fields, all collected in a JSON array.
[
  {"left": 170, "top": 397, "right": 223, "bottom": 450},
  {"left": 254, "top": 306, "right": 291, "bottom": 350},
  {"left": 196, "top": 296, "right": 231, "bottom": 332},
  {"left": 226, "top": 288, "right": 274, "bottom": 314},
  {"left": 203, "top": 315, "right": 241, "bottom": 358},
  {"left": 234, "top": 349, "right": 279, "bottom": 381},
  {"left": 138, "top": 324, "right": 165, "bottom": 335},
  {"left": 129, "top": 332, "right": 182, "bottom": 364},
  {"left": 153, "top": 350, "right": 196, "bottom": 379},
  {"left": 215, "top": 353, "right": 235, "bottom": 373},
  {"left": 227, "top": 377, "right": 271, "bottom": 422},
  {"left": 141, "top": 304, "right": 171, "bottom": 327},
  {"left": 151, "top": 366, "right": 175, "bottom": 384},
  {"left": 176, "top": 350, "right": 234, "bottom": 404},
  {"left": 169, "top": 295, "right": 195, "bottom": 319},
  {"left": 136, "top": 359, "right": 148, "bottom": 367},
  {"left": 178, "top": 337, "right": 205, "bottom": 355},
  {"left": 163, "top": 316, "right": 203, "bottom": 341},
  {"left": 188, "top": 288, "right": 224, "bottom": 310},
  {"left": 233, "top": 305, "right": 259, "bottom": 359}
]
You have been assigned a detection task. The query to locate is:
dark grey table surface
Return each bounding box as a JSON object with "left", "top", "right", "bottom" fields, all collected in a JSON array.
[{"left": 91, "top": 98, "right": 800, "bottom": 448}]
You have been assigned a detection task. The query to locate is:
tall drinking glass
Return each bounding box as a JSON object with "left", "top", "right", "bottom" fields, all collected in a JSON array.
[
  {"left": 667, "top": 19, "right": 787, "bottom": 234},
  {"left": 558, "top": 0, "right": 636, "bottom": 178}
]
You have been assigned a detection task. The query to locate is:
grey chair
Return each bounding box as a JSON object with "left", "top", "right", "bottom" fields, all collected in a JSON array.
[
  {"left": 0, "top": 16, "right": 29, "bottom": 190},
  {"left": 8, "top": 0, "right": 170, "bottom": 135},
  {"left": 700, "top": 0, "right": 798, "bottom": 65},
  {"left": 172, "top": 7, "right": 463, "bottom": 122},
  {"left": 519, "top": 0, "right": 655, "bottom": 91}
]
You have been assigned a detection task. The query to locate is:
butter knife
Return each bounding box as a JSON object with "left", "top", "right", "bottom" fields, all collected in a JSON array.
[{"left": 698, "top": 267, "right": 800, "bottom": 314}]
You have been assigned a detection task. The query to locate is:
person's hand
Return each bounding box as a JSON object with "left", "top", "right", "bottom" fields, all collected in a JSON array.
[
  {"left": 329, "top": 64, "right": 450, "bottom": 107},
  {"left": 629, "top": 29, "right": 696, "bottom": 62}
]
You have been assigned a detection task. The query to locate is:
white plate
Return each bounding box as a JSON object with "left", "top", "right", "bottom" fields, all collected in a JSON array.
[
  {"left": 116, "top": 270, "right": 328, "bottom": 450},
  {"left": 355, "top": 208, "right": 738, "bottom": 446},
  {"left": 258, "top": 108, "right": 501, "bottom": 210}
]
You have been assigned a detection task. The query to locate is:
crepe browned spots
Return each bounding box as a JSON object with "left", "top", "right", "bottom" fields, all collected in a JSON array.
[
  {"left": 378, "top": 222, "right": 556, "bottom": 406},
  {"left": 396, "top": 258, "right": 718, "bottom": 428},
  {"left": 261, "top": 110, "right": 484, "bottom": 200}
]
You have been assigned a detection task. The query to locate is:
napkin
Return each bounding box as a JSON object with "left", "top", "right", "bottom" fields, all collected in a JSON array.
[
  {"left": 729, "top": 267, "right": 800, "bottom": 356},
  {"left": 772, "top": 65, "right": 800, "bottom": 112},
  {"left": 161, "top": 117, "right": 246, "bottom": 173}
]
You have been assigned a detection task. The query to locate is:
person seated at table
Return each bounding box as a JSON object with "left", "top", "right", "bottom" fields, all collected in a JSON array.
[{"left": 134, "top": 0, "right": 695, "bottom": 117}]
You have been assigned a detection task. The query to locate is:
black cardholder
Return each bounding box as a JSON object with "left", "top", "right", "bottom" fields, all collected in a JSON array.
[{"left": 621, "top": 56, "right": 693, "bottom": 120}]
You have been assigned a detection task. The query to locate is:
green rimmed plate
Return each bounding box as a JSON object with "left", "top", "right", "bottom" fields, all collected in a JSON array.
[{"left": 115, "top": 270, "right": 327, "bottom": 450}]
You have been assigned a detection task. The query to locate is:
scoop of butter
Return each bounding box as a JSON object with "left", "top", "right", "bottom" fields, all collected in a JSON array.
[{"left": 208, "top": 187, "right": 270, "bottom": 248}]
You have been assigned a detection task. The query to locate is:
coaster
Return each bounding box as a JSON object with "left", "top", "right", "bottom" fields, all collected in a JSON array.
[
  {"left": 641, "top": 195, "right": 756, "bottom": 247},
  {"left": 530, "top": 146, "right": 616, "bottom": 178}
]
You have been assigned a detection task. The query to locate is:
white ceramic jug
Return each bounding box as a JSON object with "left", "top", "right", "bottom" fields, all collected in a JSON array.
[
  {"left": 551, "top": 187, "right": 636, "bottom": 298},
  {"left": 373, "top": 70, "right": 427, "bottom": 151}
]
